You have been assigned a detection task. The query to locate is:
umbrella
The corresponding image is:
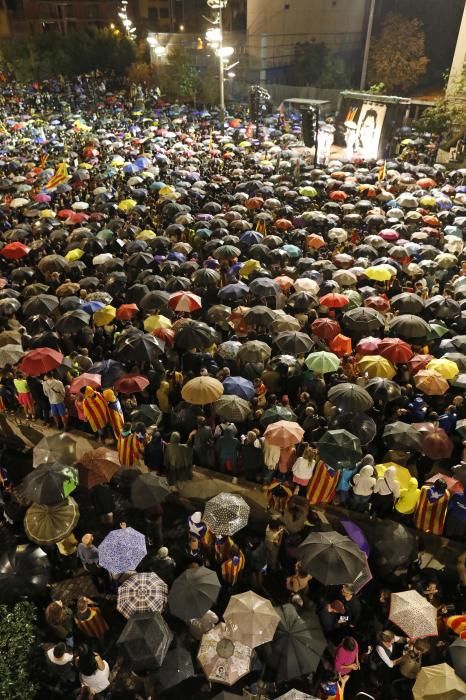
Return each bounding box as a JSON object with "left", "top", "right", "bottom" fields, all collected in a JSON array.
[
  {"left": 89, "top": 359, "right": 125, "bottom": 388},
  {"left": 94, "top": 304, "right": 116, "bottom": 327},
  {"left": 130, "top": 403, "right": 162, "bottom": 427},
  {"left": 117, "top": 612, "right": 173, "bottom": 671},
  {"left": 274, "top": 331, "right": 314, "bottom": 355},
  {"left": 0, "top": 344, "right": 23, "bottom": 367},
  {"left": 55, "top": 308, "right": 90, "bottom": 334},
  {"left": 77, "top": 448, "right": 120, "bottom": 488},
  {"left": 327, "top": 383, "right": 373, "bottom": 412},
  {"left": 319, "top": 292, "right": 349, "bottom": 308},
  {"left": 22, "top": 294, "right": 59, "bottom": 316},
  {"left": 224, "top": 591, "right": 280, "bottom": 648},
  {"left": 168, "top": 291, "right": 202, "bottom": 313},
  {"left": 383, "top": 421, "right": 424, "bottom": 451},
  {"left": 298, "top": 531, "right": 366, "bottom": 585},
  {"left": 422, "top": 428, "right": 453, "bottom": 459},
  {"left": 342, "top": 307, "right": 384, "bottom": 333},
  {"left": 198, "top": 623, "right": 253, "bottom": 686},
  {"left": 203, "top": 493, "right": 250, "bottom": 536},
  {"left": 114, "top": 374, "right": 149, "bottom": 394},
  {"left": 223, "top": 376, "right": 255, "bottom": 401},
  {"left": 168, "top": 566, "right": 221, "bottom": 621},
  {"left": 69, "top": 373, "right": 101, "bottom": 394},
  {"left": 427, "top": 358, "right": 460, "bottom": 380},
  {"left": 117, "top": 572, "right": 168, "bottom": 618},
  {"left": 260, "top": 405, "right": 297, "bottom": 427},
  {"left": 33, "top": 433, "right": 93, "bottom": 467},
  {"left": 154, "top": 648, "right": 195, "bottom": 690},
  {"left": 0, "top": 543, "right": 50, "bottom": 604},
  {"left": 20, "top": 462, "right": 78, "bottom": 505},
  {"left": 364, "top": 377, "right": 401, "bottom": 402},
  {"left": 357, "top": 354, "right": 396, "bottom": 379},
  {"left": 19, "top": 347, "right": 63, "bottom": 376},
  {"left": 182, "top": 376, "right": 224, "bottom": 405},
  {"left": 311, "top": 318, "right": 341, "bottom": 341},
  {"left": 264, "top": 420, "right": 304, "bottom": 448},
  {"left": 131, "top": 473, "right": 171, "bottom": 509},
  {"left": 304, "top": 351, "right": 340, "bottom": 374},
  {"left": 98, "top": 526, "right": 147, "bottom": 574},
  {"left": 24, "top": 497, "right": 79, "bottom": 545},
  {"left": 379, "top": 338, "right": 413, "bottom": 363},
  {"left": 263, "top": 604, "right": 325, "bottom": 682},
  {"left": 214, "top": 395, "right": 251, "bottom": 422},
  {"left": 237, "top": 340, "right": 271, "bottom": 363},
  {"left": 426, "top": 473, "right": 464, "bottom": 495},
  {"left": 318, "top": 429, "right": 362, "bottom": 469},
  {"left": 414, "top": 369, "right": 450, "bottom": 395},
  {"left": 391, "top": 292, "right": 425, "bottom": 315},
  {"left": 449, "top": 638, "right": 466, "bottom": 682},
  {"left": 329, "top": 412, "right": 376, "bottom": 446},
  {"left": 366, "top": 520, "right": 417, "bottom": 567},
  {"left": 413, "top": 663, "right": 466, "bottom": 700},
  {"left": 115, "top": 333, "right": 163, "bottom": 364},
  {"left": 389, "top": 314, "right": 430, "bottom": 340},
  {"left": 175, "top": 320, "right": 215, "bottom": 350},
  {"left": 340, "top": 519, "right": 371, "bottom": 557},
  {"left": 276, "top": 692, "right": 319, "bottom": 700},
  {"left": 389, "top": 590, "right": 438, "bottom": 638}
]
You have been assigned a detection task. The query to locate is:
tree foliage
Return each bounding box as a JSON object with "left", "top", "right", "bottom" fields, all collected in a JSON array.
[
  {"left": 158, "top": 47, "right": 200, "bottom": 102},
  {"left": 367, "top": 13, "right": 429, "bottom": 94},
  {"left": 287, "top": 42, "right": 328, "bottom": 86},
  {"left": 0, "top": 602, "right": 38, "bottom": 699},
  {"left": 415, "top": 75, "right": 466, "bottom": 140},
  {"left": 0, "top": 28, "right": 136, "bottom": 82}
]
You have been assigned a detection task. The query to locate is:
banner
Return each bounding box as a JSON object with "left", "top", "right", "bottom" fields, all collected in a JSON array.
[{"left": 355, "top": 102, "right": 387, "bottom": 160}]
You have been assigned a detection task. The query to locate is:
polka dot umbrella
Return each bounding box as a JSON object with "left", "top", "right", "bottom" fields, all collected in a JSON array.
[{"left": 203, "top": 492, "right": 250, "bottom": 536}]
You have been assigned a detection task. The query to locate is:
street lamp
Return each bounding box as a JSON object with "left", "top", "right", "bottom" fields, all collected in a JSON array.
[
  {"left": 147, "top": 35, "right": 166, "bottom": 64},
  {"left": 205, "top": 0, "right": 229, "bottom": 135}
]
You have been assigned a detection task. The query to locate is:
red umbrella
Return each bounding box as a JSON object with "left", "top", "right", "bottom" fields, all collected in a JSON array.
[
  {"left": 422, "top": 428, "right": 453, "bottom": 460},
  {"left": 58, "top": 209, "right": 74, "bottom": 219},
  {"left": 319, "top": 293, "right": 349, "bottom": 309},
  {"left": 379, "top": 338, "right": 413, "bottom": 363},
  {"left": 114, "top": 374, "right": 149, "bottom": 394},
  {"left": 153, "top": 327, "right": 174, "bottom": 344},
  {"left": 19, "top": 347, "right": 64, "bottom": 376},
  {"left": 426, "top": 473, "right": 463, "bottom": 495},
  {"left": 311, "top": 317, "right": 341, "bottom": 341},
  {"left": 329, "top": 190, "right": 348, "bottom": 201},
  {"left": 168, "top": 291, "right": 202, "bottom": 313},
  {"left": 365, "top": 296, "right": 390, "bottom": 313},
  {"left": 408, "top": 354, "right": 433, "bottom": 373},
  {"left": 65, "top": 212, "right": 88, "bottom": 225},
  {"left": 329, "top": 333, "right": 352, "bottom": 357},
  {"left": 116, "top": 304, "right": 139, "bottom": 321},
  {"left": 356, "top": 337, "right": 382, "bottom": 355},
  {"left": 1, "top": 242, "right": 30, "bottom": 260},
  {"left": 70, "top": 373, "right": 101, "bottom": 394}
]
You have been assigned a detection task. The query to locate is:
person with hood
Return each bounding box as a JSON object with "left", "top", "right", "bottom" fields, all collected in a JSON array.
[
  {"left": 414, "top": 478, "right": 450, "bottom": 536},
  {"left": 216, "top": 424, "right": 239, "bottom": 474},
  {"left": 143, "top": 431, "right": 164, "bottom": 472},
  {"left": 394, "top": 477, "right": 420, "bottom": 524},
  {"left": 102, "top": 388, "right": 124, "bottom": 439},
  {"left": 82, "top": 386, "right": 108, "bottom": 439},
  {"left": 189, "top": 416, "right": 213, "bottom": 468},
  {"left": 164, "top": 431, "right": 193, "bottom": 486},
  {"left": 292, "top": 445, "right": 317, "bottom": 494},
  {"left": 372, "top": 466, "right": 401, "bottom": 517},
  {"left": 240, "top": 430, "right": 264, "bottom": 482},
  {"left": 349, "top": 460, "right": 376, "bottom": 512},
  {"left": 117, "top": 422, "right": 140, "bottom": 467}
]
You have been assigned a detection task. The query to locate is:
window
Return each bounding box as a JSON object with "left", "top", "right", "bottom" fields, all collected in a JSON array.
[
  {"left": 159, "top": 7, "right": 169, "bottom": 18},
  {"left": 148, "top": 7, "right": 158, "bottom": 21}
]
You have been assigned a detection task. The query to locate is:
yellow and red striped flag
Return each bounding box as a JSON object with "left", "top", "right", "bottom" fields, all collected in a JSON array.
[
  {"left": 378, "top": 160, "right": 387, "bottom": 182},
  {"left": 45, "top": 162, "right": 69, "bottom": 190},
  {"left": 39, "top": 152, "right": 48, "bottom": 169}
]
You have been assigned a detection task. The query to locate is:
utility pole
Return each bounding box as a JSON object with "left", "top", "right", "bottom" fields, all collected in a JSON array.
[
  {"left": 219, "top": 2, "right": 225, "bottom": 135},
  {"left": 360, "top": 0, "right": 376, "bottom": 91}
]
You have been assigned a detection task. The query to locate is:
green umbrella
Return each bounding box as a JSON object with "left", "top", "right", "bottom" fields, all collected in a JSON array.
[
  {"left": 304, "top": 351, "right": 340, "bottom": 374},
  {"left": 346, "top": 289, "right": 362, "bottom": 309},
  {"left": 260, "top": 405, "right": 297, "bottom": 427},
  {"left": 318, "top": 429, "right": 362, "bottom": 469},
  {"left": 427, "top": 322, "right": 449, "bottom": 340}
]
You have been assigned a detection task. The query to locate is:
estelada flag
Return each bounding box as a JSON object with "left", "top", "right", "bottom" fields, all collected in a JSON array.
[
  {"left": 306, "top": 459, "right": 340, "bottom": 504},
  {"left": 45, "top": 162, "right": 69, "bottom": 190},
  {"left": 39, "top": 152, "right": 49, "bottom": 169},
  {"left": 413, "top": 485, "right": 450, "bottom": 536},
  {"left": 378, "top": 160, "right": 387, "bottom": 182}
]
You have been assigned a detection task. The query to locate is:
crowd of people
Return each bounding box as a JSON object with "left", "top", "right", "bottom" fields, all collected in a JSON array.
[{"left": 0, "top": 75, "right": 465, "bottom": 700}]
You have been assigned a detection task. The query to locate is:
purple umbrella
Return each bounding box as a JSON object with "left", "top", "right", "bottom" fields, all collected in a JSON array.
[
  {"left": 341, "top": 519, "right": 371, "bottom": 557},
  {"left": 98, "top": 527, "right": 147, "bottom": 575}
]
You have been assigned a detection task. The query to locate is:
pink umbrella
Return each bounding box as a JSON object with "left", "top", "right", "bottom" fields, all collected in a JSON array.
[
  {"left": 422, "top": 428, "right": 453, "bottom": 459},
  {"left": 356, "top": 337, "right": 382, "bottom": 355},
  {"left": 34, "top": 193, "right": 51, "bottom": 203},
  {"left": 70, "top": 373, "right": 101, "bottom": 394}
]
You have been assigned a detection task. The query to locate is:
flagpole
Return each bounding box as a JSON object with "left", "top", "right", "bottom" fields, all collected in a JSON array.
[{"left": 360, "top": 0, "right": 376, "bottom": 91}]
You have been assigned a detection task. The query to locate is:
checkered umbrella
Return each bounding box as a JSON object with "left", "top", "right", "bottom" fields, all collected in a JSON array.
[
  {"left": 98, "top": 527, "right": 147, "bottom": 575},
  {"left": 203, "top": 493, "right": 250, "bottom": 536},
  {"left": 214, "top": 395, "right": 251, "bottom": 422},
  {"left": 117, "top": 573, "right": 168, "bottom": 619}
]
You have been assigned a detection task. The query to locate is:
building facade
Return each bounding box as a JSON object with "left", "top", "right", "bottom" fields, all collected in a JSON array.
[{"left": 4, "top": 0, "right": 119, "bottom": 35}]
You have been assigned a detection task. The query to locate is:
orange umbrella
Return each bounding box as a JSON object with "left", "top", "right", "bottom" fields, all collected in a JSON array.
[
  {"left": 263, "top": 420, "right": 304, "bottom": 447},
  {"left": 414, "top": 369, "right": 449, "bottom": 395},
  {"left": 274, "top": 275, "right": 294, "bottom": 291},
  {"left": 329, "top": 333, "right": 352, "bottom": 357},
  {"left": 409, "top": 354, "right": 433, "bottom": 373},
  {"left": 319, "top": 293, "right": 349, "bottom": 309},
  {"left": 306, "top": 234, "right": 326, "bottom": 250},
  {"left": 422, "top": 429, "right": 453, "bottom": 459},
  {"left": 116, "top": 303, "right": 139, "bottom": 320}
]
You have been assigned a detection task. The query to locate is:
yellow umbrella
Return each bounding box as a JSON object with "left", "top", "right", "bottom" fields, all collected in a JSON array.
[
  {"left": 39, "top": 209, "right": 56, "bottom": 219},
  {"left": 414, "top": 369, "right": 449, "bottom": 395},
  {"left": 413, "top": 663, "right": 466, "bottom": 700},
  {"left": 181, "top": 376, "right": 224, "bottom": 405},
  {"left": 358, "top": 355, "right": 396, "bottom": 379},
  {"left": 239, "top": 140, "right": 252, "bottom": 148},
  {"left": 426, "top": 358, "right": 459, "bottom": 380},
  {"left": 111, "top": 155, "right": 125, "bottom": 167},
  {"left": 118, "top": 198, "right": 137, "bottom": 212},
  {"left": 94, "top": 305, "right": 116, "bottom": 327},
  {"left": 159, "top": 186, "right": 176, "bottom": 197},
  {"left": 78, "top": 162, "right": 93, "bottom": 170},
  {"left": 65, "top": 248, "right": 84, "bottom": 262},
  {"left": 376, "top": 462, "right": 412, "bottom": 489},
  {"left": 365, "top": 265, "right": 395, "bottom": 282},
  {"left": 137, "top": 229, "right": 157, "bottom": 240},
  {"left": 239, "top": 259, "right": 261, "bottom": 278},
  {"left": 143, "top": 314, "right": 172, "bottom": 332}
]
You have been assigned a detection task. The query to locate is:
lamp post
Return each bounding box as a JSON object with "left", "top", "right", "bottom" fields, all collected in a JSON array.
[
  {"left": 206, "top": 0, "right": 229, "bottom": 135},
  {"left": 360, "top": 0, "right": 376, "bottom": 91}
]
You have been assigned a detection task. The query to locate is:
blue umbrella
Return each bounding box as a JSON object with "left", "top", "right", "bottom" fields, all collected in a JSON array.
[
  {"left": 223, "top": 376, "right": 255, "bottom": 401},
  {"left": 123, "top": 163, "right": 140, "bottom": 174},
  {"left": 98, "top": 527, "right": 147, "bottom": 575},
  {"left": 82, "top": 300, "right": 105, "bottom": 314},
  {"left": 218, "top": 282, "right": 249, "bottom": 302},
  {"left": 135, "top": 156, "right": 152, "bottom": 170},
  {"left": 240, "top": 231, "right": 263, "bottom": 245}
]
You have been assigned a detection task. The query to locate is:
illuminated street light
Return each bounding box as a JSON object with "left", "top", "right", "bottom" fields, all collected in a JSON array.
[
  {"left": 217, "top": 46, "right": 234, "bottom": 59},
  {"left": 205, "top": 0, "right": 230, "bottom": 135}
]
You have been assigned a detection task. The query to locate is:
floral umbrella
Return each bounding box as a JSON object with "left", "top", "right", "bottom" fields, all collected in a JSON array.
[
  {"left": 198, "top": 623, "right": 253, "bottom": 686},
  {"left": 389, "top": 590, "right": 438, "bottom": 639}
]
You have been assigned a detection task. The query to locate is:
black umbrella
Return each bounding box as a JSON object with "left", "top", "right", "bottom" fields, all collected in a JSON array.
[
  {"left": 365, "top": 377, "right": 402, "bottom": 402},
  {"left": 140, "top": 290, "right": 171, "bottom": 312},
  {"left": 0, "top": 543, "right": 50, "bottom": 604},
  {"left": 117, "top": 612, "right": 173, "bottom": 671},
  {"left": 127, "top": 251, "right": 154, "bottom": 268},
  {"left": 22, "top": 294, "right": 59, "bottom": 317},
  {"left": 0, "top": 298, "right": 20, "bottom": 316},
  {"left": 131, "top": 473, "right": 170, "bottom": 509},
  {"left": 24, "top": 315, "right": 54, "bottom": 335},
  {"left": 424, "top": 295, "right": 461, "bottom": 321},
  {"left": 298, "top": 531, "right": 366, "bottom": 585},
  {"left": 329, "top": 412, "right": 376, "bottom": 446},
  {"left": 114, "top": 333, "right": 163, "bottom": 364},
  {"left": 174, "top": 321, "right": 216, "bottom": 350},
  {"left": 154, "top": 648, "right": 194, "bottom": 690},
  {"left": 168, "top": 566, "right": 221, "bottom": 621},
  {"left": 59, "top": 296, "right": 83, "bottom": 312},
  {"left": 263, "top": 603, "right": 325, "bottom": 682},
  {"left": 342, "top": 307, "right": 385, "bottom": 334},
  {"left": 171, "top": 401, "right": 205, "bottom": 435},
  {"left": 287, "top": 292, "right": 318, "bottom": 312},
  {"left": 365, "top": 520, "right": 417, "bottom": 569},
  {"left": 243, "top": 306, "right": 277, "bottom": 327},
  {"left": 274, "top": 331, "right": 314, "bottom": 355},
  {"left": 388, "top": 314, "right": 430, "bottom": 340},
  {"left": 130, "top": 403, "right": 162, "bottom": 427},
  {"left": 449, "top": 637, "right": 466, "bottom": 682},
  {"left": 55, "top": 309, "right": 90, "bottom": 334},
  {"left": 383, "top": 421, "right": 423, "bottom": 451},
  {"left": 38, "top": 254, "right": 68, "bottom": 274},
  {"left": 126, "top": 283, "right": 149, "bottom": 304},
  {"left": 20, "top": 462, "right": 78, "bottom": 505},
  {"left": 318, "top": 429, "right": 362, "bottom": 469},
  {"left": 391, "top": 292, "right": 425, "bottom": 315},
  {"left": 327, "top": 383, "right": 373, "bottom": 412},
  {"left": 89, "top": 359, "right": 125, "bottom": 388}
]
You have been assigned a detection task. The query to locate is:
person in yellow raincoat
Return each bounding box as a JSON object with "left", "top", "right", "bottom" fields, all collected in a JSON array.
[
  {"left": 102, "top": 389, "right": 124, "bottom": 440},
  {"left": 82, "top": 387, "right": 109, "bottom": 440}
]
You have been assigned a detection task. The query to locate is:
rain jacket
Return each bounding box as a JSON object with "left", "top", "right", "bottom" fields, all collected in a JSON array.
[{"left": 395, "top": 477, "right": 420, "bottom": 515}]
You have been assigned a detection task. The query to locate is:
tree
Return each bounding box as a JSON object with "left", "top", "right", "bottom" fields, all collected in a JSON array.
[
  {"left": 199, "top": 58, "right": 220, "bottom": 105},
  {"left": 415, "top": 74, "right": 466, "bottom": 142},
  {"left": 367, "top": 13, "right": 429, "bottom": 94},
  {"left": 286, "top": 42, "right": 328, "bottom": 86},
  {"left": 158, "top": 47, "right": 200, "bottom": 102},
  {"left": 0, "top": 602, "right": 39, "bottom": 699}
]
